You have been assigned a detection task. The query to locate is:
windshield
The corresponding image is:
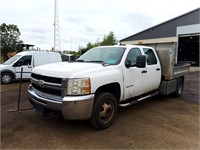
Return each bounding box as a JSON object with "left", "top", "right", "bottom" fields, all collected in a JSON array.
[
  {"left": 3, "top": 55, "right": 21, "bottom": 65},
  {"left": 77, "top": 47, "right": 126, "bottom": 65}
]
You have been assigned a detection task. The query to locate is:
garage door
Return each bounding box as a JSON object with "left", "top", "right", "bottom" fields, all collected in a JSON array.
[{"left": 178, "top": 35, "right": 199, "bottom": 66}]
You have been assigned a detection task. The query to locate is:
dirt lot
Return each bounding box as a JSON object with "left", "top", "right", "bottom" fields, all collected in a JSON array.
[{"left": 1, "top": 71, "right": 199, "bottom": 149}]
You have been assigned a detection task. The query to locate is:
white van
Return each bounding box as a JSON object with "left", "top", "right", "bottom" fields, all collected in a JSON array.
[
  {"left": 0, "top": 51, "right": 62, "bottom": 84},
  {"left": 62, "top": 54, "right": 75, "bottom": 62}
]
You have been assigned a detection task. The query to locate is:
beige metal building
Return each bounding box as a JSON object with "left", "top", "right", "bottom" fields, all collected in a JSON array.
[{"left": 120, "top": 8, "right": 200, "bottom": 66}]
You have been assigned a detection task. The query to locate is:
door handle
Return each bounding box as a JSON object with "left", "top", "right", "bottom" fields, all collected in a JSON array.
[
  {"left": 142, "top": 70, "right": 147, "bottom": 73},
  {"left": 156, "top": 68, "right": 161, "bottom": 71},
  {"left": 28, "top": 66, "right": 32, "bottom": 68}
]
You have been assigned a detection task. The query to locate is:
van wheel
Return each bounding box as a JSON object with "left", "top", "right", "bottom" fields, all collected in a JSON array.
[
  {"left": 90, "top": 92, "right": 118, "bottom": 130},
  {"left": 174, "top": 78, "right": 183, "bottom": 97},
  {"left": 1, "top": 73, "right": 12, "bottom": 84}
]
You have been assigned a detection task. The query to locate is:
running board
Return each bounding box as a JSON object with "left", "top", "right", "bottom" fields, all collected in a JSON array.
[{"left": 119, "top": 91, "right": 158, "bottom": 107}]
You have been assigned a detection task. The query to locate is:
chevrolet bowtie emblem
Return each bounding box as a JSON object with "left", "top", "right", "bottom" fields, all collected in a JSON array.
[{"left": 38, "top": 80, "right": 45, "bottom": 88}]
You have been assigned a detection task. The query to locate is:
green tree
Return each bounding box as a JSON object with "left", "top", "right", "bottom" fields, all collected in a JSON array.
[
  {"left": 0, "top": 23, "right": 23, "bottom": 60},
  {"left": 79, "top": 31, "right": 118, "bottom": 53},
  {"left": 100, "top": 31, "right": 118, "bottom": 46},
  {"left": 86, "top": 40, "right": 100, "bottom": 49}
]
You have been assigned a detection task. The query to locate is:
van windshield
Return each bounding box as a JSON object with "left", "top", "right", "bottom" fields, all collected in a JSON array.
[{"left": 3, "top": 55, "right": 22, "bottom": 65}]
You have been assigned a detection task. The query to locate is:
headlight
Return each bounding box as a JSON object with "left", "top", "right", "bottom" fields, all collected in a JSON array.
[{"left": 66, "top": 78, "right": 90, "bottom": 95}]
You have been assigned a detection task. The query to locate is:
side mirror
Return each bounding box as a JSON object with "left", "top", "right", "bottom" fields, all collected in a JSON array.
[
  {"left": 13, "top": 62, "right": 17, "bottom": 67},
  {"left": 125, "top": 60, "right": 131, "bottom": 68},
  {"left": 13, "top": 62, "right": 21, "bottom": 67},
  {"left": 13, "top": 59, "right": 23, "bottom": 67},
  {"left": 76, "top": 55, "right": 80, "bottom": 59},
  {"left": 136, "top": 55, "right": 146, "bottom": 68}
]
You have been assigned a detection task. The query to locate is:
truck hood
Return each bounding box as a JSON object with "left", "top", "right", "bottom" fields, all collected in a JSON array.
[{"left": 32, "top": 62, "right": 109, "bottom": 78}]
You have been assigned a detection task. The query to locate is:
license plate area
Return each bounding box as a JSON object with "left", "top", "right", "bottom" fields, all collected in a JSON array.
[
  {"left": 35, "top": 105, "right": 46, "bottom": 116},
  {"left": 35, "top": 105, "right": 62, "bottom": 118}
]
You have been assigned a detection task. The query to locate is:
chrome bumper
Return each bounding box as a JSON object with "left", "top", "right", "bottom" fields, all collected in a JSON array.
[{"left": 28, "top": 85, "right": 94, "bottom": 120}]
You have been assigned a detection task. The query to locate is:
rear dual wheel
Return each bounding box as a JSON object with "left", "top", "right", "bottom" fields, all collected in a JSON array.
[
  {"left": 90, "top": 92, "right": 118, "bottom": 130},
  {"left": 174, "top": 78, "right": 184, "bottom": 97}
]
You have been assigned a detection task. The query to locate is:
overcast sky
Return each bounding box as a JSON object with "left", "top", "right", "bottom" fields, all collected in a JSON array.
[{"left": 1, "top": 0, "right": 199, "bottom": 51}]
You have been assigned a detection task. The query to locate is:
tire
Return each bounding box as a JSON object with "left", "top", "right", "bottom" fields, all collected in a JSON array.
[
  {"left": 1, "top": 72, "right": 12, "bottom": 84},
  {"left": 90, "top": 92, "right": 118, "bottom": 130},
  {"left": 174, "top": 78, "right": 183, "bottom": 97}
]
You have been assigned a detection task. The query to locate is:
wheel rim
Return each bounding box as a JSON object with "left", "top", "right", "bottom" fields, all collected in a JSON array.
[
  {"left": 2, "top": 74, "right": 11, "bottom": 83},
  {"left": 99, "top": 100, "right": 114, "bottom": 123}
]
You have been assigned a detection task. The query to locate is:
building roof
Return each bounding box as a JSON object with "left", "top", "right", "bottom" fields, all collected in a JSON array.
[{"left": 120, "top": 8, "right": 200, "bottom": 42}]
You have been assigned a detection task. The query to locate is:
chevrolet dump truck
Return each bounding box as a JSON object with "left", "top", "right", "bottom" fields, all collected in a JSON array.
[{"left": 28, "top": 45, "right": 189, "bottom": 129}]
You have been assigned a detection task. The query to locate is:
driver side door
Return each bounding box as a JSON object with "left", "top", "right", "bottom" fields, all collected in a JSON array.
[
  {"left": 123, "top": 48, "right": 145, "bottom": 100},
  {"left": 13, "top": 55, "right": 33, "bottom": 79}
]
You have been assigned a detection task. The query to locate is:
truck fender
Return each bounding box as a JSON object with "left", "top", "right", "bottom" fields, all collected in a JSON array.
[{"left": 94, "top": 82, "right": 121, "bottom": 103}]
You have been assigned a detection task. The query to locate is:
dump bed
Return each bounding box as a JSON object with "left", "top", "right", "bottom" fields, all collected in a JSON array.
[{"left": 156, "top": 49, "right": 190, "bottom": 80}]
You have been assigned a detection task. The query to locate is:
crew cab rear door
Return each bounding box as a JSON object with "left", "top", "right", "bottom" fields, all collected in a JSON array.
[{"left": 142, "top": 48, "right": 161, "bottom": 93}]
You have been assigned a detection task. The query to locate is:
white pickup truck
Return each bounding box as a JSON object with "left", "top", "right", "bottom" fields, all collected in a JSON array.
[{"left": 28, "top": 45, "right": 189, "bottom": 129}]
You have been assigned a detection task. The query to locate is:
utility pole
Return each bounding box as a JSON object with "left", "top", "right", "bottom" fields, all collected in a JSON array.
[{"left": 54, "top": 0, "right": 61, "bottom": 51}]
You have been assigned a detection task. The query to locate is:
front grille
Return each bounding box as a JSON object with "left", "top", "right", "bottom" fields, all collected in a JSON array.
[
  {"left": 31, "top": 73, "right": 63, "bottom": 99},
  {"left": 32, "top": 83, "right": 61, "bottom": 96},
  {"left": 31, "top": 73, "right": 62, "bottom": 84}
]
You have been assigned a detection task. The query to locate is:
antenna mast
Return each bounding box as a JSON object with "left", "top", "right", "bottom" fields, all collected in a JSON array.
[{"left": 54, "top": 0, "right": 61, "bottom": 51}]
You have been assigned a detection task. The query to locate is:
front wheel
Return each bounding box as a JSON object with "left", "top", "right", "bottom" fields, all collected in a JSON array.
[
  {"left": 1, "top": 73, "right": 13, "bottom": 84},
  {"left": 90, "top": 92, "right": 118, "bottom": 130}
]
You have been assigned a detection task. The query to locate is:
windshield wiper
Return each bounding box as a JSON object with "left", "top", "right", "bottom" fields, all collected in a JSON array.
[
  {"left": 86, "top": 60, "right": 104, "bottom": 63},
  {"left": 86, "top": 60, "right": 109, "bottom": 66},
  {"left": 76, "top": 59, "right": 85, "bottom": 62},
  {"left": 77, "top": 60, "right": 109, "bottom": 66}
]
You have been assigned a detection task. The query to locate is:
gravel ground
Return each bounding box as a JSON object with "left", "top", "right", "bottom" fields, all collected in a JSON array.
[{"left": 1, "top": 71, "right": 199, "bottom": 149}]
